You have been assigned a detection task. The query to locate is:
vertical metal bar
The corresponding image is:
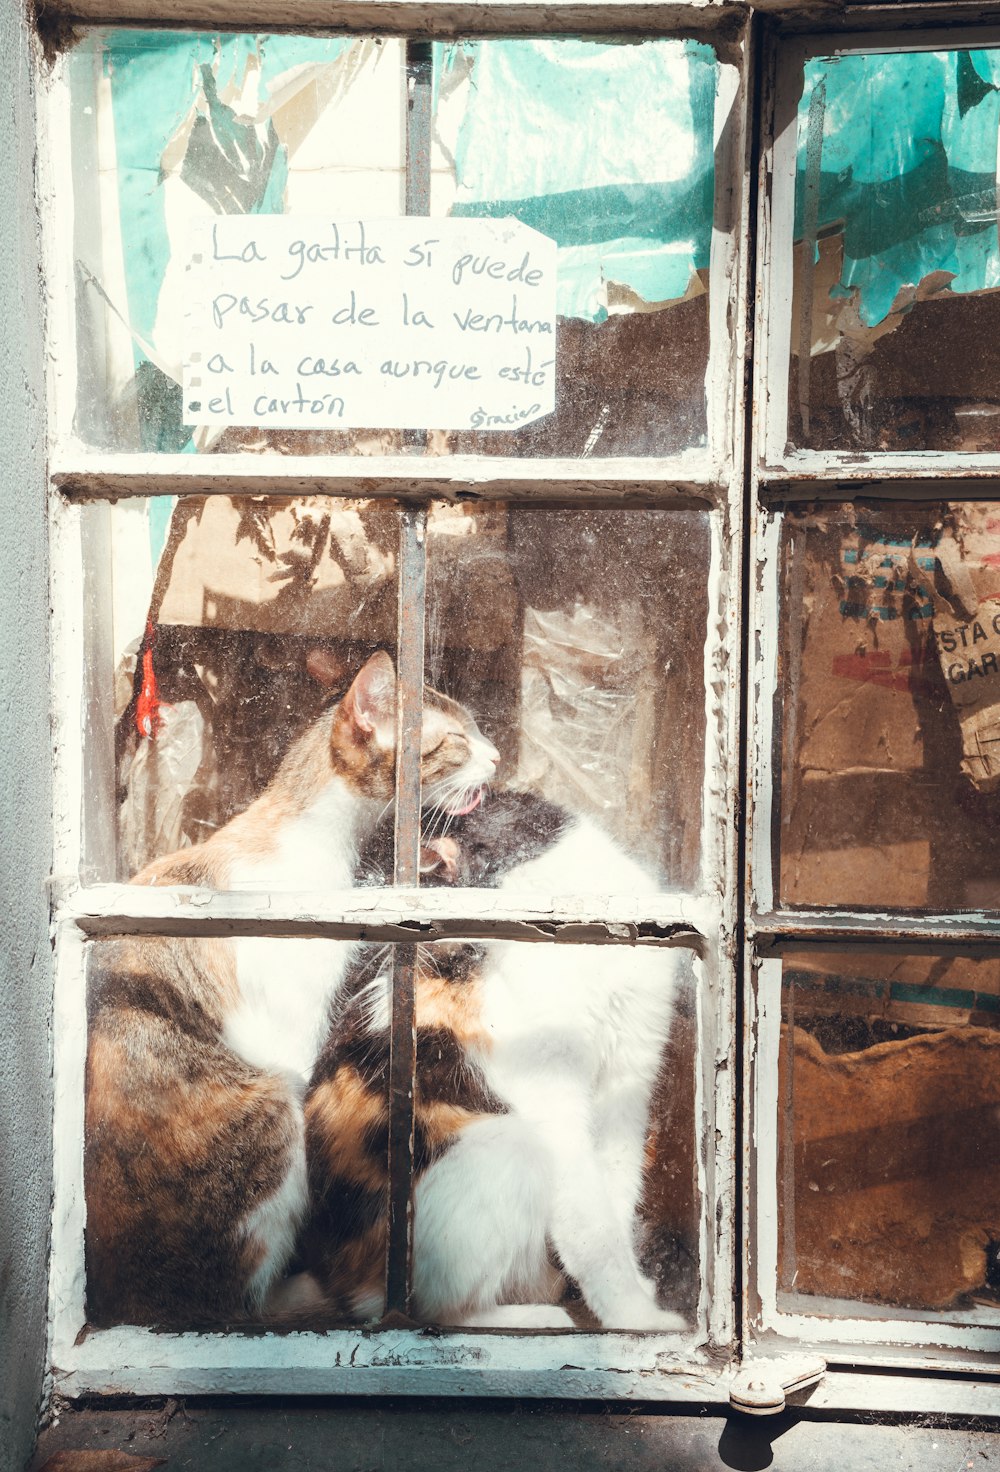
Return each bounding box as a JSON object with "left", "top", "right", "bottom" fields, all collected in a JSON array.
[
  {"left": 382, "top": 37, "right": 435, "bottom": 1318},
  {"left": 393, "top": 507, "right": 427, "bottom": 884},
  {"left": 384, "top": 505, "right": 427, "bottom": 1320},
  {"left": 403, "top": 40, "right": 433, "bottom": 458},
  {"left": 405, "top": 39, "right": 433, "bottom": 217}
]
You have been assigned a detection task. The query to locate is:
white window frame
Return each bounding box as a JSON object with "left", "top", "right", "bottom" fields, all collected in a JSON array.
[
  {"left": 34, "top": 0, "right": 1000, "bottom": 1419},
  {"left": 746, "top": 7, "right": 1000, "bottom": 1407},
  {"left": 40, "top": 3, "right": 750, "bottom": 1404}
]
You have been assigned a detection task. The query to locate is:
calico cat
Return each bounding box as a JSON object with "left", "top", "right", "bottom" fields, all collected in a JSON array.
[
  {"left": 303, "top": 790, "right": 684, "bottom": 1331},
  {"left": 85, "top": 651, "right": 498, "bottom": 1326}
]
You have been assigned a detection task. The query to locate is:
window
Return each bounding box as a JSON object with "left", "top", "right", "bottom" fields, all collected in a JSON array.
[
  {"left": 749, "top": 13, "right": 1000, "bottom": 1397},
  {"left": 38, "top": 0, "right": 999, "bottom": 1416}
]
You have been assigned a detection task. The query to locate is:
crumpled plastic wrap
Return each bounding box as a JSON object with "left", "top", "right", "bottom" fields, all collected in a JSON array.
[
  {"left": 516, "top": 602, "right": 641, "bottom": 835},
  {"left": 118, "top": 699, "right": 208, "bottom": 876}
]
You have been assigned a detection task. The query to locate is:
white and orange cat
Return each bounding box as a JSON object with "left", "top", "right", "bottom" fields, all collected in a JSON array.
[{"left": 84, "top": 651, "right": 498, "bottom": 1326}]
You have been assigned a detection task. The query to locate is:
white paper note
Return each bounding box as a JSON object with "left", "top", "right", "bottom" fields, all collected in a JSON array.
[{"left": 183, "top": 216, "right": 557, "bottom": 432}]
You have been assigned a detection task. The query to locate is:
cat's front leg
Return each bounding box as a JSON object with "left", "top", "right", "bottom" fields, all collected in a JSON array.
[
  {"left": 533, "top": 1109, "right": 683, "bottom": 1332},
  {"left": 593, "top": 1072, "right": 657, "bottom": 1241},
  {"left": 592, "top": 1075, "right": 681, "bottom": 1323}
]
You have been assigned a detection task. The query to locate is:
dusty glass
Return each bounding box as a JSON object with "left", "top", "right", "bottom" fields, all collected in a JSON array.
[
  {"left": 777, "top": 501, "right": 1000, "bottom": 912},
  {"left": 92, "top": 499, "right": 709, "bottom": 892},
  {"left": 67, "top": 31, "right": 718, "bottom": 458},
  {"left": 429, "top": 38, "right": 718, "bottom": 456},
  {"left": 85, "top": 934, "right": 699, "bottom": 1332},
  {"left": 789, "top": 48, "right": 1000, "bottom": 453},
  {"left": 777, "top": 948, "right": 1000, "bottom": 1320},
  {"left": 84, "top": 494, "right": 402, "bottom": 882},
  {"left": 420, "top": 505, "right": 709, "bottom": 893},
  {"left": 69, "top": 30, "right": 407, "bottom": 453}
]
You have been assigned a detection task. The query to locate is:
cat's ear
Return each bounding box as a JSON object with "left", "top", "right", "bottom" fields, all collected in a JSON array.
[
  {"left": 419, "top": 835, "right": 460, "bottom": 883},
  {"left": 343, "top": 651, "right": 396, "bottom": 738}
]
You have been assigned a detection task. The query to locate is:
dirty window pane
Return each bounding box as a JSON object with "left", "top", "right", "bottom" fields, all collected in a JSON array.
[
  {"left": 777, "top": 949, "right": 1000, "bottom": 1320},
  {"left": 777, "top": 502, "right": 1000, "bottom": 912},
  {"left": 429, "top": 39, "right": 718, "bottom": 456},
  {"left": 85, "top": 933, "right": 699, "bottom": 1332},
  {"left": 417, "top": 505, "right": 709, "bottom": 893},
  {"left": 86, "top": 495, "right": 403, "bottom": 883},
  {"left": 68, "top": 31, "right": 718, "bottom": 458},
  {"left": 70, "top": 31, "right": 407, "bottom": 453},
  {"left": 94, "top": 499, "right": 708, "bottom": 892},
  {"left": 789, "top": 48, "right": 1000, "bottom": 453}
]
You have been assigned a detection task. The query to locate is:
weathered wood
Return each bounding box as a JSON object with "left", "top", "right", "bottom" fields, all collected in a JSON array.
[
  {"left": 36, "top": 1, "right": 748, "bottom": 40},
  {"left": 51, "top": 454, "right": 720, "bottom": 506},
  {"left": 58, "top": 881, "right": 710, "bottom": 943}
]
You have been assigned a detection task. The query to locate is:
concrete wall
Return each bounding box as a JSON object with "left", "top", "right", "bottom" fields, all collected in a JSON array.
[{"left": 0, "top": 0, "right": 52, "bottom": 1466}]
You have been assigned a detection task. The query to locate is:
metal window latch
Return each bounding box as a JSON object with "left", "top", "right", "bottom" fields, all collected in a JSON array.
[{"left": 729, "top": 1354, "right": 826, "bottom": 1415}]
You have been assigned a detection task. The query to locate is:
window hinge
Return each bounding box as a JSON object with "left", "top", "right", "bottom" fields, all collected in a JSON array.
[{"left": 729, "top": 1354, "right": 826, "bottom": 1416}]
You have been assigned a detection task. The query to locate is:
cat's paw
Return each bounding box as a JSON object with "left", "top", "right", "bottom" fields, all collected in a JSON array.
[
  {"left": 599, "top": 1300, "right": 687, "bottom": 1333},
  {"left": 461, "top": 1303, "right": 575, "bottom": 1329}
]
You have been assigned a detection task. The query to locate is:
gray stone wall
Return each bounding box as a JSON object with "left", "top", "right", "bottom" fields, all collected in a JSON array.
[{"left": 0, "top": 0, "right": 52, "bottom": 1465}]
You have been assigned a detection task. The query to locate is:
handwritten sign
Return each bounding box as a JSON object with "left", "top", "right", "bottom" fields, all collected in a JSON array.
[{"left": 183, "top": 216, "right": 557, "bottom": 432}]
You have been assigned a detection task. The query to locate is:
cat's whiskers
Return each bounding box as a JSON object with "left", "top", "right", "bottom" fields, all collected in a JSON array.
[
  {"left": 416, "top": 942, "right": 443, "bottom": 979},
  {"left": 347, "top": 942, "right": 392, "bottom": 995}
]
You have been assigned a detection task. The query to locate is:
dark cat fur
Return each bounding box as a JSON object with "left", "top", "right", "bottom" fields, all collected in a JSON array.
[{"left": 356, "top": 788, "right": 572, "bottom": 888}]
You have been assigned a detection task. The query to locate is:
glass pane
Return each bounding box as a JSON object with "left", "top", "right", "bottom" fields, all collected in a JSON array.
[
  {"left": 88, "top": 499, "right": 706, "bottom": 893},
  {"left": 789, "top": 47, "right": 1000, "bottom": 452},
  {"left": 777, "top": 949, "right": 1000, "bottom": 1321},
  {"left": 84, "top": 495, "right": 405, "bottom": 883},
  {"left": 777, "top": 501, "right": 1000, "bottom": 911},
  {"left": 415, "top": 505, "right": 709, "bottom": 893},
  {"left": 430, "top": 38, "right": 718, "bottom": 456},
  {"left": 67, "top": 31, "right": 719, "bottom": 458},
  {"left": 85, "top": 933, "right": 699, "bottom": 1330}
]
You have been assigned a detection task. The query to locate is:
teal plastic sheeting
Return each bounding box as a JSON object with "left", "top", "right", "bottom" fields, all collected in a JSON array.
[
  {"left": 101, "top": 31, "right": 351, "bottom": 451},
  {"left": 436, "top": 39, "right": 718, "bottom": 321},
  {"left": 796, "top": 49, "right": 1000, "bottom": 327},
  {"left": 106, "top": 32, "right": 344, "bottom": 348}
]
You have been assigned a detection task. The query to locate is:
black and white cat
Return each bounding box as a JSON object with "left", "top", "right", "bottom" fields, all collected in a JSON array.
[{"left": 303, "top": 789, "right": 684, "bottom": 1331}]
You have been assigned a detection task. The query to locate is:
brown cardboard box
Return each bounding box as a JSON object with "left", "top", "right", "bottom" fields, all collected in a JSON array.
[
  {"left": 156, "top": 495, "right": 400, "bottom": 638},
  {"left": 925, "top": 508, "right": 1000, "bottom": 792},
  {"left": 780, "top": 509, "right": 942, "bottom": 907},
  {"left": 783, "top": 949, "right": 1000, "bottom": 1034},
  {"left": 155, "top": 496, "right": 517, "bottom": 650},
  {"left": 778, "top": 1024, "right": 1000, "bottom": 1311}
]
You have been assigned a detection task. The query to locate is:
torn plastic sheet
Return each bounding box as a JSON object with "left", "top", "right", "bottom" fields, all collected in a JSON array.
[
  {"left": 516, "top": 602, "right": 642, "bottom": 827},
  {"left": 107, "top": 32, "right": 358, "bottom": 361},
  {"left": 91, "top": 31, "right": 399, "bottom": 451},
  {"left": 796, "top": 48, "right": 1000, "bottom": 328},
  {"left": 434, "top": 38, "right": 717, "bottom": 321},
  {"left": 119, "top": 697, "right": 207, "bottom": 874}
]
